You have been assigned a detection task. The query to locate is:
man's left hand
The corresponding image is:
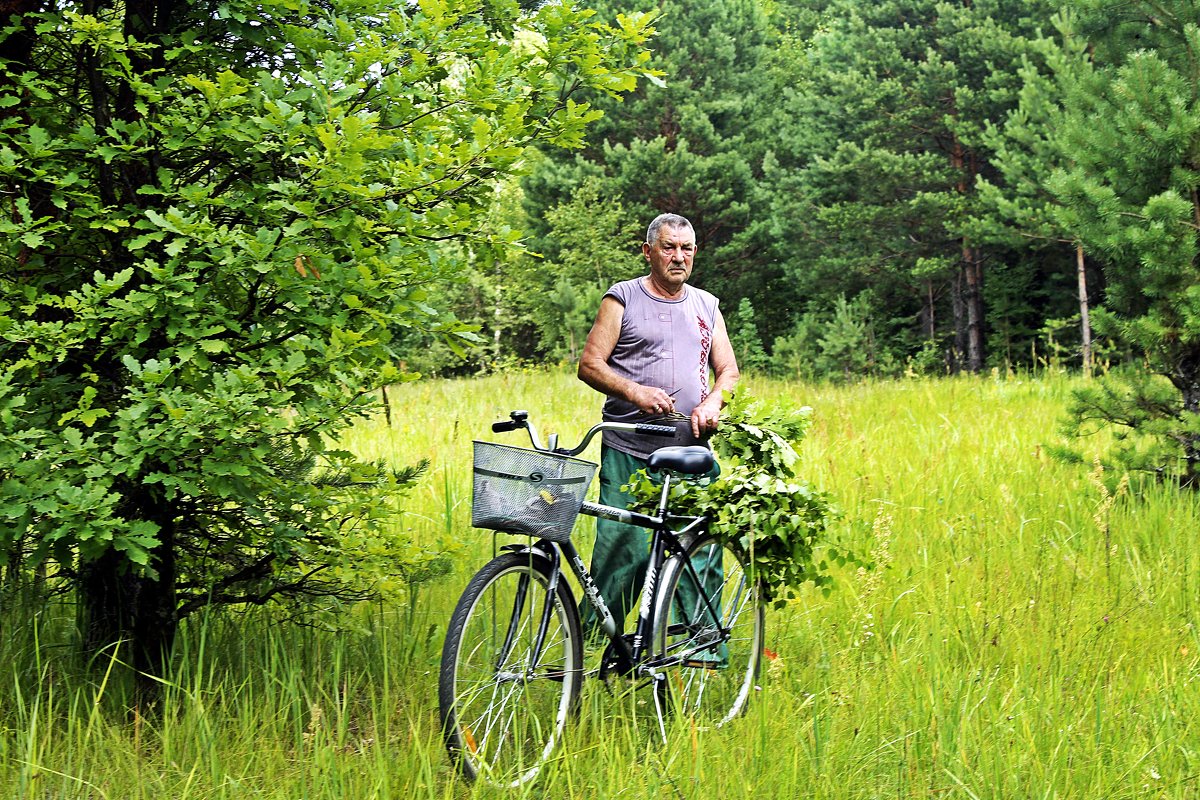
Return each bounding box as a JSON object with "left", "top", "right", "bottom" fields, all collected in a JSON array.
[{"left": 690, "top": 399, "right": 722, "bottom": 439}]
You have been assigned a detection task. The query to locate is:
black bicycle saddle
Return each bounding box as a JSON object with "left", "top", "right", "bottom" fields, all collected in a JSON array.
[{"left": 646, "top": 445, "right": 715, "bottom": 476}]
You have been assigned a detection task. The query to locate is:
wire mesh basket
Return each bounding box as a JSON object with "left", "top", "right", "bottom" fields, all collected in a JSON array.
[{"left": 472, "top": 441, "right": 598, "bottom": 542}]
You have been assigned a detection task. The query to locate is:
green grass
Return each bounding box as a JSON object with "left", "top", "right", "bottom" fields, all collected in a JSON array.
[{"left": 4, "top": 369, "right": 1200, "bottom": 798}]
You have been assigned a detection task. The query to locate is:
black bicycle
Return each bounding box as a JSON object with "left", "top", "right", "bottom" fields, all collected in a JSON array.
[{"left": 437, "top": 410, "right": 765, "bottom": 786}]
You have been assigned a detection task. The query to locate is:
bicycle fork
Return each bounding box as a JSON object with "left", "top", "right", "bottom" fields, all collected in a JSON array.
[{"left": 495, "top": 541, "right": 566, "bottom": 682}]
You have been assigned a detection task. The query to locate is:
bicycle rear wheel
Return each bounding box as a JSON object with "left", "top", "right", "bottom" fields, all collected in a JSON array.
[
  {"left": 438, "top": 549, "right": 583, "bottom": 786},
  {"left": 652, "top": 531, "right": 764, "bottom": 726}
]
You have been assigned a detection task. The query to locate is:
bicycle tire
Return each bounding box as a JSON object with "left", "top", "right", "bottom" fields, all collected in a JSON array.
[
  {"left": 652, "top": 530, "right": 764, "bottom": 726},
  {"left": 438, "top": 549, "right": 583, "bottom": 786}
]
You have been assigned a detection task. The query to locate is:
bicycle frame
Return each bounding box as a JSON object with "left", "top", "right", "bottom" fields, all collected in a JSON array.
[
  {"left": 502, "top": 475, "right": 725, "bottom": 683},
  {"left": 488, "top": 410, "right": 731, "bottom": 683}
]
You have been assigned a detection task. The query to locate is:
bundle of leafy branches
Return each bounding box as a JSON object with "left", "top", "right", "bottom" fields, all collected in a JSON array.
[{"left": 627, "top": 391, "right": 849, "bottom": 605}]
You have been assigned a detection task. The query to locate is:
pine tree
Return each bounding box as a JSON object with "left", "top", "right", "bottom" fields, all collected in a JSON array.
[
  {"left": 727, "top": 297, "right": 770, "bottom": 373},
  {"left": 519, "top": 0, "right": 787, "bottom": 339},
  {"left": 968, "top": 14, "right": 1100, "bottom": 375},
  {"left": 765, "top": 0, "right": 1057, "bottom": 372},
  {"left": 1050, "top": 0, "right": 1200, "bottom": 483}
]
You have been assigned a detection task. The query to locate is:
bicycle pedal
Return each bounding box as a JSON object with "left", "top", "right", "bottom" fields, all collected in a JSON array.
[
  {"left": 597, "top": 635, "right": 636, "bottom": 680},
  {"left": 599, "top": 655, "right": 635, "bottom": 678}
]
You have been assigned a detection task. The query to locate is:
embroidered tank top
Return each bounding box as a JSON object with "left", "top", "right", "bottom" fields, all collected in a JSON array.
[{"left": 600, "top": 278, "right": 720, "bottom": 459}]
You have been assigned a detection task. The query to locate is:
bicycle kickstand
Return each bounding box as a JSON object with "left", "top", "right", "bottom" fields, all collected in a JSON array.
[{"left": 651, "top": 672, "right": 669, "bottom": 744}]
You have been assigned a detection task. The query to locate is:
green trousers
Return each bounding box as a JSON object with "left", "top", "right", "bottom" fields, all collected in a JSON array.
[{"left": 583, "top": 445, "right": 724, "bottom": 657}]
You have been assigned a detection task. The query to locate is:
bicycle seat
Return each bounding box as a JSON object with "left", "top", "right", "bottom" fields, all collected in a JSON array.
[{"left": 646, "top": 445, "right": 715, "bottom": 476}]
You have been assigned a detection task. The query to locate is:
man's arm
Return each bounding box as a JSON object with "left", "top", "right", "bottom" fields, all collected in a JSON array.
[
  {"left": 690, "top": 308, "right": 740, "bottom": 438},
  {"left": 578, "top": 295, "right": 678, "bottom": 415}
]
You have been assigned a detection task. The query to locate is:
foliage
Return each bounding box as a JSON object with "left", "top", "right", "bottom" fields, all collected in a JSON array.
[
  {"left": 766, "top": 0, "right": 1060, "bottom": 373},
  {"left": 767, "top": 310, "right": 827, "bottom": 381},
  {"left": 967, "top": 20, "right": 1087, "bottom": 249},
  {"left": 627, "top": 390, "right": 846, "bottom": 604},
  {"left": 0, "top": 0, "right": 654, "bottom": 668},
  {"left": 511, "top": 175, "right": 641, "bottom": 362},
  {"left": 355, "top": 0, "right": 1200, "bottom": 407},
  {"left": 1047, "top": 0, "right": 1200, "bottom": 484},
  {"left": 518, "top": 0, "right": 789, "bottom": 338},
  {"left": 965, "top": 13, "right": 1103, "bottom": 376},
  {"left": 726, "top": 297, "right": 771, "bottom": 373},
  {"left": 1053, "top": 365, "right": 1200, "bottom": 484},
  {"left": 383, "top": 0, "right": 1132, "bottom": 385},
  {"left": 768, "top": 293, "right": 901, "bottom": 381}
]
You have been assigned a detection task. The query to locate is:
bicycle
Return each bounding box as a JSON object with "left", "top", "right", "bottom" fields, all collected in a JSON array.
[{"left": 438, "top": 410, "right": 765, "bottom": 786}]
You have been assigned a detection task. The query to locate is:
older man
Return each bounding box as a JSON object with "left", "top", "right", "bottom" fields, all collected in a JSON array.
[{"left": 576, "top": 212, "right": 740, "bottom": 636}]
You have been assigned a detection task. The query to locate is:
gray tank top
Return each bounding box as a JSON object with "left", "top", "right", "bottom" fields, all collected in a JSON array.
[{"left": 601, "top": 278, "right": 720, "bottom": 458}]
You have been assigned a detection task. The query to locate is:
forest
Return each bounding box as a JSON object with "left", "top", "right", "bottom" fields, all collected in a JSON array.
[
  {"left": 412, "top": 0, "right": 1190, "bottom": 384},
  {"left": 3, "top": 0, "right": 1200, "bottom": 795},
  {"left": 399, "top": 0, "right": 1200, "bottom": 485}
]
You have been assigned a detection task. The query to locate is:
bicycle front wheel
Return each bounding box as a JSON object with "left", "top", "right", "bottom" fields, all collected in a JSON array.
[
  {"left": 438, "top": 549, "right": 583, "bottom": 786},
  {"left": 653, "top": 531, "right": 764, "bottom": 727}
]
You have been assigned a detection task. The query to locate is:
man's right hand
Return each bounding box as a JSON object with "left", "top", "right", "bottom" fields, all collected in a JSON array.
[{"left": 630, "top": 384, "right": 676, "bottom": 417}]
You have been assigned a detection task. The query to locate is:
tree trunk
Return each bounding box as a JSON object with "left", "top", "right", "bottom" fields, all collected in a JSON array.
[
  {"left": 1076, "top": 243, "right": 1093, "bottom": 377},
  {"left": 962, "top": 244, "right": 985, "bottom": 372},
  {"left": 949, "top": 269, "right": 966, "bottom": 373},
  {"left": 493, "top": 265, "right": 503, "bottom": 363},
  {"left": 70, "top": 0, "right": 185, "bottom": 692},
  {"left": 1174, "top": 353, "right": 1200, "bottom": 488},
  {"left": 78, "top": 489, "right": 178, "bottom": 690},
  {"left": 948, "top": 133, "right": 985, "bottom": 372},
  {"left": 2, "top": 533, "right": 24, "bottom": 602},
  {"left": 0, "top": 2, "right": 41, "bottom": 98},
  {"left": 918, "top": 279, "right": 936, "bottom": 341}
]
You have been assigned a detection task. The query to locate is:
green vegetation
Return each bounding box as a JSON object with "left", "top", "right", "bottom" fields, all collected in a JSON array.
[
  {"left": 0, "top": 0, "right": 654, "bottom": 675},
  {"left": 627, "top": 390, "right": 843, "bottom": 603},
  {"left": 4, "top": 0, "right": 1200, "bottom": 794},
  {"left": 422, "top": 0, "right": 1200, "bottom": 484},
  {"left": 3, "top": 370, "right": 1199, "bottom": 798}
]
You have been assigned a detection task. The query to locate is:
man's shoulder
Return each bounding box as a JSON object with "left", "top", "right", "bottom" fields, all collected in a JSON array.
[
  {"left": 685, "top": 285, "right": 720, "bottom": 314},
  {"left": 605, "top": 278, "right": 644, "bottom": 305}
]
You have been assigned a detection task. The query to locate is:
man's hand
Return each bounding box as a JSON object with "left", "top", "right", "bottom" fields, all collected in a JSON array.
[
  {"left": 630, "top": 384, "right": 676, "bottom": 417},
  {"left": 690, "top": 395, "right": 722, "bottom": 439}
]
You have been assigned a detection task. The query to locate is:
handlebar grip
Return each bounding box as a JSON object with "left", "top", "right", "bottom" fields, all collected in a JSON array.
[
  {"left": 492, "top": 410, "right": 530, "bottom": 433},
  {"left": 635, "top": 423, "right": 677, "bottom": 437}
]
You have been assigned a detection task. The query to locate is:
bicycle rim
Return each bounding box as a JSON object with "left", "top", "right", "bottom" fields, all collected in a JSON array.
[
  {"left": 439, "top": 552, "right": 582, "bottom": 786},
  {"left": 654, "top": 532, "right": 764, "bottom": 727}
]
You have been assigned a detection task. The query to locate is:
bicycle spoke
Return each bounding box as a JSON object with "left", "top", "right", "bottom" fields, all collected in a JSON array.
[
  {"left": 439, "top": 553, "right": 582, "bottom": 786},
  {"left": 654, "top": 533, "right": 764, "bottom": 727}
]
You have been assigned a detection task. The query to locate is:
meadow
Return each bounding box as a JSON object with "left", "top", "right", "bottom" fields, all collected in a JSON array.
[{"left": 3, "top": 369, "right": 1200, "bottom": 799}]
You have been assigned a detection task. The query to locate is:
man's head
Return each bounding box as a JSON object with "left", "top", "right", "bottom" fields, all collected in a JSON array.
[
  {"left": 643, "top": 213, "right": 697, "bottom": 295},
  {"left": 646, "top": 213, "right": 694, "bottom": 248}
]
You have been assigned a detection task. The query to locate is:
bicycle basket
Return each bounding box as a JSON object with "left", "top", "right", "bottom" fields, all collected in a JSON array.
[{"left": 472, "top": 441, "right": 598, "bottom": 542}]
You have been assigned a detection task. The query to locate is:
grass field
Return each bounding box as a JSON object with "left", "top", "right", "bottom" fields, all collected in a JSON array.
[{"left": 4, "top": 369, "right": 1200, "bottom": 799}]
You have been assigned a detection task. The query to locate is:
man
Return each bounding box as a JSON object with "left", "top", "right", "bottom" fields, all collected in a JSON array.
[{"left": 576, "top": 212, "right": 740, "bottom": 636}]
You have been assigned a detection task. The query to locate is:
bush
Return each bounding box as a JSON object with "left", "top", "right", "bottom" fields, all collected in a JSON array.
[{"left": 627, "top": 390, "right": 856, "bottom": 604}]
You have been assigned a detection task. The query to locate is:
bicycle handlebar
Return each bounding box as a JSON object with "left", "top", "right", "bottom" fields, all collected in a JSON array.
[
  {"left": 634, "top": 423, "right": 677, "bottom": 438},
  {"left": 491, "top": 410, "right": 529, "bottom": 433},
  {"left": 491, "top": 411, "right": 678, "bottom": 457}
]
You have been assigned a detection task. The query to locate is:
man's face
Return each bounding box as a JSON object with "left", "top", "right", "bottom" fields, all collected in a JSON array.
[{"left": 643, "top": 225, "right": 697, "bottom": 292}]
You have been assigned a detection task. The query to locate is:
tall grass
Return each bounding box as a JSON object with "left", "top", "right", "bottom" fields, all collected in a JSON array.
[{"left": 3, "top": 369, "right": 1199, "bottom": 798}]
